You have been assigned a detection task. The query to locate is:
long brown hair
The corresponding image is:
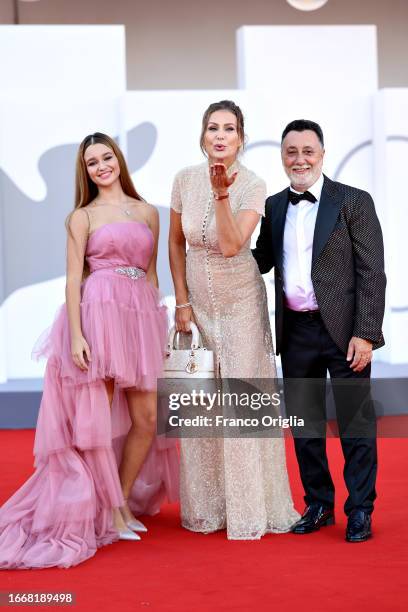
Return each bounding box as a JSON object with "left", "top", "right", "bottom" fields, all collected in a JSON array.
[
  {"left": 67, "top": 132, "right": 144, "bottom": 276},
  {"left": 199, "top": 100, "right": 245, "bottom": 156},
  {"left": 74, "top": 132, "right": 144, "bottom": 210}
]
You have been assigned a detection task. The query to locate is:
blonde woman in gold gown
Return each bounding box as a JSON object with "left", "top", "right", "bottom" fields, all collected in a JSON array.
[{"left": 169, "top": 100, "right": 299, "bottom": 539}]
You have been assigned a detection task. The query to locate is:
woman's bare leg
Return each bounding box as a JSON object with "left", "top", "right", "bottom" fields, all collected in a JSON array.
[
  {"left": 105, "top": 378, "right": 115, "bottom": 405},
  {"left": 119, "top": 389, "right": 156, "bottom": 522},
  {"left": 103, "top": 379, "right": 133, "bottom": 533}
]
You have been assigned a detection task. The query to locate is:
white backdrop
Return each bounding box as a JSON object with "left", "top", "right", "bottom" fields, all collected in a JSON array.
[{"left": 0, "top": 25, "right": 406, "bottom": 382}]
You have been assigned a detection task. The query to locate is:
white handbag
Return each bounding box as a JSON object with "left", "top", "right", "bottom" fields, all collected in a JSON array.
[{"left": 164, "top": 322, "right": 215, "bottom": 378}]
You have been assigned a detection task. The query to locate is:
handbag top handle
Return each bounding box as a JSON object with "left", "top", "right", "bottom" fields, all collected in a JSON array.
[{"left": 167, "top": 322, "right": 200, "bottom": 353}]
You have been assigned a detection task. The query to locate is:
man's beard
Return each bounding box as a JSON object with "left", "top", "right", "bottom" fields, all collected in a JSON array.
[{"left": 288, "top": 165, "right": 321, "bottom": 189}]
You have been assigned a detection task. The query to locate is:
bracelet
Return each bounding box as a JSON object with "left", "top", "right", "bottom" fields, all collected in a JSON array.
[
  {"left": 213, "top": 192, "right": 229, "bottom": 201},
  {"left": 175, "top": 302, "right": 192, "bottom": 309}
]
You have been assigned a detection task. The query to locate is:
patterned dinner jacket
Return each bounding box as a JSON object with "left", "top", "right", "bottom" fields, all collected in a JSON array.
[{"left": 252, "top": 175, "right": 386, "bottom": 356}]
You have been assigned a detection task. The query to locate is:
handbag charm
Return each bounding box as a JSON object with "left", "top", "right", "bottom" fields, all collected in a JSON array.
[{"left": 185, "top": 350, "right": 198, "bottom": 374}]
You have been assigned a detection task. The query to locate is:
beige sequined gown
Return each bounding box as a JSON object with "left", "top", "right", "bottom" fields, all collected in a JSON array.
[{"left": 171, "top": 160, "right": 299, "bottom": 539}]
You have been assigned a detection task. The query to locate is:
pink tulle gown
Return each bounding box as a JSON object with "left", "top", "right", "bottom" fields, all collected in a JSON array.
[{"left": 0, "top": 221, "right": 179, "bottom": 569}]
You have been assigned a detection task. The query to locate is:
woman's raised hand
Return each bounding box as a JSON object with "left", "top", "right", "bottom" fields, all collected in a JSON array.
[
  {"left": 209, "top": 163, "right": 238, "bottom": 196},
  {"left": 71, "top": 335, "right": 92, "bottom": 370}
]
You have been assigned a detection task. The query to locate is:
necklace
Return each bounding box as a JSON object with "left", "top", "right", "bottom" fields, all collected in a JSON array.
[{"left": 93, "top": 198, "right": 134, "bottom": 217}]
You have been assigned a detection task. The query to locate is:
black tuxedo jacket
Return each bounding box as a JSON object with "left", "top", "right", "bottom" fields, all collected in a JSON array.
[{"left": 252, "top": 175, "right": 386, "bottom": 356}]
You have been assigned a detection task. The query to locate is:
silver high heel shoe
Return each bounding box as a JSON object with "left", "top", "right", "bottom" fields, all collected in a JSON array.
[
  {"left": 118, "top": 527, "right": 141, "bottom": 541},
  {"left": 126, "top": 518, "right": 148, "bottom": 533},
  {"left": 121, "top": 500, "right": 148, "bottom": 532}
]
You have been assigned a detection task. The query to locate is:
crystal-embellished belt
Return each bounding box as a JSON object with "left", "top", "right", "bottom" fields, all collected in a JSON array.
[{"left": 114, "top": 266, "right": 146, "bottom": 280}]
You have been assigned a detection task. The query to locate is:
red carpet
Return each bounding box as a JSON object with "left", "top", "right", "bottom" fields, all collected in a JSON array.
[{"left": 1, "top": 430, "right": 407, "bottom": 612}]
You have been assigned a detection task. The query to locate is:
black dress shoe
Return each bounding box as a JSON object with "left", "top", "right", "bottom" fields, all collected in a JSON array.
[
  {"left": 346, "top": 510, "right": 372, "bottom": 542},
  {"left": 292, "top": 504, "right": 335, "bottom": 534}
]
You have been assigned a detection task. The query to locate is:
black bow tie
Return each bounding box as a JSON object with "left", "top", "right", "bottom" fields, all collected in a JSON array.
[{"left": 288, "top": 190, "right": 317, "bottom": 205}]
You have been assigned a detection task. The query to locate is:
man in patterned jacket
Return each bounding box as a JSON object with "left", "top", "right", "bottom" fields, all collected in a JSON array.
[{"left": 253, "top": 119, "right": 386, "bottom": 542}]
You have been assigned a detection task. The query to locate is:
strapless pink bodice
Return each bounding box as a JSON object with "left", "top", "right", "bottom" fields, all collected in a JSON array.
[{"left": 86, "top": 222, "right": 154, "bottom": 273}]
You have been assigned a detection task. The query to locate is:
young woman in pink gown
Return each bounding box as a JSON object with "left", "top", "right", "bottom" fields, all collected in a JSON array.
[{"left": 0, "top": 133, "right": 178, "bottom": 569}]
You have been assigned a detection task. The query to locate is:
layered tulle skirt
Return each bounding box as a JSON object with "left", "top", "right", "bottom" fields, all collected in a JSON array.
[
  {"left": 34, "top": 269, "right": 169, "bottom": 390},
  {"left": 0, "top": 270, "right": 179, "bottom": 569}
]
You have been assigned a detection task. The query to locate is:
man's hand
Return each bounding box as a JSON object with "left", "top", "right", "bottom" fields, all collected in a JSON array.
[{"left": 346, "top": 337, "right": 373, "bottom": 372}]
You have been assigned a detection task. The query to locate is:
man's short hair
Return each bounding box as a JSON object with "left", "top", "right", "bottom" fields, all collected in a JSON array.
[{"left": 281, "top": 119, "right": 324, "bottom": 148}]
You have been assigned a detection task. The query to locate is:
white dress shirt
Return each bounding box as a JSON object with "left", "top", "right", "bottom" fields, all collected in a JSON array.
[{"left": 282, "top": 173, "right": 324, "bottom": 311}]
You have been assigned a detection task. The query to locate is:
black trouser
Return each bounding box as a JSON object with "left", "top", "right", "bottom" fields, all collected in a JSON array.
[{"left": 281, "top": 309, "right": 377, "bottom": 515}]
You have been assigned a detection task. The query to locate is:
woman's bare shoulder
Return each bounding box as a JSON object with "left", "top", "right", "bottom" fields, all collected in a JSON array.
[
  {"left": 128, "top": 199, "right": 158, "bottom": 227},
  {"left": 67, "top": 207, "right": 89, "bottom": 229},
  {"left": 143, "top": 202, "right": 159, "bottom": 222}
]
